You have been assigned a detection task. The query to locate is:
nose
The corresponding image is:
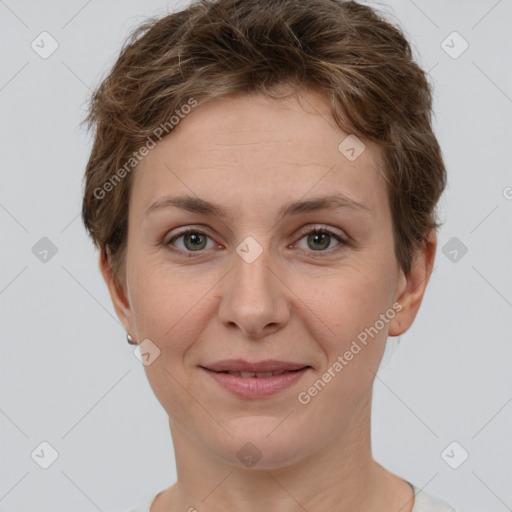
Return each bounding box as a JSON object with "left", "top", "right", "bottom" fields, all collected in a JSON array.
[{"left": 217, "top": 246, "right": 291, "bottom": 339}]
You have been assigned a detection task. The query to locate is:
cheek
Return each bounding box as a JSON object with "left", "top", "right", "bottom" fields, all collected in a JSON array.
[
  {"left": 128, "top": 258, "right": 215, "bottom": 356},
  {"left": 126, "top": 255, "right": 178, "bottom": 339},
  {"left": 294, "top": 276, "right": 391, "bottom": 420},
  {"left": 127, "top": 263, "right": 209, "bottom": 417},
  {"left": 297, "top": 268, "right": 393, "bottom": 393},
  {"left": 303, "top": 269, "right": 391, "bottom": 340}
]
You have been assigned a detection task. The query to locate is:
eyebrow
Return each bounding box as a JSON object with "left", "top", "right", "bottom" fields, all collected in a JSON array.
[{"left": 145, "top": 193, "right": 371, "bottom": 220}]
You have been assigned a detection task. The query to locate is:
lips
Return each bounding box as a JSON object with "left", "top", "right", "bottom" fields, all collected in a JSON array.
[
  {"left": 202, "top": 359, "right": 310, "bottom": 374},
  {"left": 201, "top": 362, "right": 311, "bottom": 398}
]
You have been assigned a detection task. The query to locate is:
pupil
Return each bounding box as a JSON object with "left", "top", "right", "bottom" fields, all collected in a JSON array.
[
  {"left": 310, "top": 232, "right": 329, "bottom": 250},
  {"left": 186, "top": 233, "right": 206, "bottom": 251}
]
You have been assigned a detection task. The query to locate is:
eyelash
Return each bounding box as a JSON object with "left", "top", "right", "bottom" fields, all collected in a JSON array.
[{"left": 165, "top": 225, "right": 348, "bottom": 257}]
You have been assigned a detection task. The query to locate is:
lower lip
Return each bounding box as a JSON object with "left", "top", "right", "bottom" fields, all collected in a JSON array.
[{"left": 202, "top": 367, "right": 310, "bottom": 398}]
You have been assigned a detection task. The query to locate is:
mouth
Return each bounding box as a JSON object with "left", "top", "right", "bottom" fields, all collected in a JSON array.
[
  {"left": 201, "top": 358, "right": 311, "bottom": 374},
  {"left": 200, "top": 362, "right": 312, "bottom": 398},
  {"left": 207, "top": 368, "right": 308, "bottom": 378}
]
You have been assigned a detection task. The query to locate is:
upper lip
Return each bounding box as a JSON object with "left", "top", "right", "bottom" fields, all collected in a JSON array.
[{"left": 202, "top": 359, "right": 310, "bottom": 373}]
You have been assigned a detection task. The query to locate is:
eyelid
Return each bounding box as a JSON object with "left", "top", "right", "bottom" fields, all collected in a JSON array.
[{"left": 295, "top": 223, "right": 346, "bottom": 240}]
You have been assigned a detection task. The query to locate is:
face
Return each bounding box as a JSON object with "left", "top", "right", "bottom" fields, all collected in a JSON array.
[{"left": 102, "top": 89, "right": 435, "bottom": 470}]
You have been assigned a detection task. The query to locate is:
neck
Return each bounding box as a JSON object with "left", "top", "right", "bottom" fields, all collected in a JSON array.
[{"left": 155, "top": 391, "right": 414, "bottom": 512}]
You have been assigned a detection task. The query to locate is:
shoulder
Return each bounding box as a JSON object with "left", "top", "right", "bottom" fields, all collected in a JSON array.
[
  {"left": 125, "top": 494, "right": 158, "bottom": 512},
  {"left": 127, "top": 485, "right": 460, "bottom": 512},
  {"left": 126, "top": 501, "right": 152, "bottom": 512},
  {"left": 126, "top": 489, "right": 165, "bottom": 512},
  {"left": 126, "top": 487, "right": 169, "bottom": 512},
  {"left": 410, "top": 484, "right": 459, "bottom": 512}
]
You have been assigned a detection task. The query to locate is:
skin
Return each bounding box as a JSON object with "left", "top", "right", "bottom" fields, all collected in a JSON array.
[{"left": 100, "top": 88, "right": 436, "bottom": 512}]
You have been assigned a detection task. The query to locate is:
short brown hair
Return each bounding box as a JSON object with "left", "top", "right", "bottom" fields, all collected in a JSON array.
[{"left": 81, "top": 0, "right": 447, "bottom": 290}]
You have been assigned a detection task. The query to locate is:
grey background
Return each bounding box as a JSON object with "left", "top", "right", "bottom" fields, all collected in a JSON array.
[{"left": 1, "top": 0, "right": 511, "bottom": 511}]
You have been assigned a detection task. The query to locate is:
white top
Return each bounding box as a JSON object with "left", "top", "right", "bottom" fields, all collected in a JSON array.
[{"left": 127, "top": 482, "right": 458, "bottom": 512}]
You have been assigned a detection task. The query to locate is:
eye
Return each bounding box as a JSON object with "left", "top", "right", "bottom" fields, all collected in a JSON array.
[
  {"left": 294, "top": 225, "right": 347, "bottom": 254},
  {"left": 166, "top": 228, "right": 216, "bottom": 253},
  {"left": 165, "top": 225, "right": 348, "bottom": 256}
]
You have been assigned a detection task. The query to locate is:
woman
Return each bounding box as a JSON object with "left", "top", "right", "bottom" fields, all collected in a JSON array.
[{"left": 81, "top": 0, "right": 457, "bottom": 510}]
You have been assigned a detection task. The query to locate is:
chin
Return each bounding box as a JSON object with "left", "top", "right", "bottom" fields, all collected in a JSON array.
[{"left": 210, "top": 419, "right": 311, "bottom": 470}]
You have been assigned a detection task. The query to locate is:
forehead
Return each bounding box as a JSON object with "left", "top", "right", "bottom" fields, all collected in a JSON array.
[{"left": 132, "top": 90, "right": 388, "bottom": 218}]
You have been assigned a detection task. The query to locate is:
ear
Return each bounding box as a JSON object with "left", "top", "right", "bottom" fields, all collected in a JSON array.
[
  {"left": 388, "top": 230, "right": 437, "bottom": 337},
  {"left": 99, "top": 252, "right": 135, "bottom": 337}
]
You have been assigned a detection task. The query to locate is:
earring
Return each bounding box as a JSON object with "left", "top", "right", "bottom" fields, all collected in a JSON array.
[{"left": 127, "top": 333, "right": 137, "bottom": 345}]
